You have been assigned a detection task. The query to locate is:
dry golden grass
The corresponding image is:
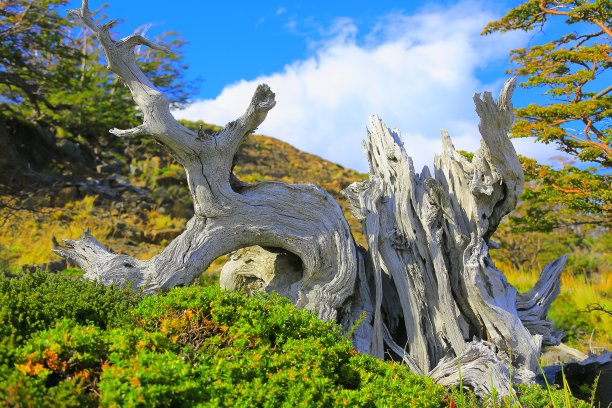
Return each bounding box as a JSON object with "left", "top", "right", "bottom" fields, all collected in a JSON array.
[
  {"left": 0, "top": 195, "right": 112, "bottom": 266},
  {"left": 499, "top": 260, "right": 611, "bottom": 353},
  {"left": 0, "top": 195, "right": 182, "bottom": 268}
]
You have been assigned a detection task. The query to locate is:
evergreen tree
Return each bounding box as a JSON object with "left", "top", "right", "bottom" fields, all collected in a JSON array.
[
  {"left": 0, "top": 0, "right": 194, "bottom": 142},
  {"left": 0, "top": 0, "right": 81, "bottom": 119},
  {"left": 483, "top": 0, "right": 611, "bottom": 231}
]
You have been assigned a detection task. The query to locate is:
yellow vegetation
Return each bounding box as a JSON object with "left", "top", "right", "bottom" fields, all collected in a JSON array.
[
  {"left": 500, "top": 260, "right": 611, "bottom": 352},
  {"left": 0, "top": 195, "right": 184, "bottom": 268}
]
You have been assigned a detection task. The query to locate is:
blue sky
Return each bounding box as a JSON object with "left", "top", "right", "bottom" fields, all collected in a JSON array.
[{"left": 67, "top": 0, "right": 573, "bottom": 172}]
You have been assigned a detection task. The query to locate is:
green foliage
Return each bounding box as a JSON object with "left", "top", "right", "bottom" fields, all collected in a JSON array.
[
  {"left": 0, "top": 271, "right": 138, "bottom": 406},
  {"left": 7, "top": 319, "right": 104, "bottom": 407},
  {"left": 502, "top": 156, "right": 611, "bottom": 233},
  {"left": 444, "top": 382, "right": 594, "bottom": 408},
  {"left": 140, "top": 287, "right": 448, "bottom": 407},
  {"left": 0, "top": 1, "right": 194, "bottom": 150},
  {"left": 511, "top": 383, "right": 592, "bottom": 408},
  {"left": 483, "top": 0, "right": 611, "bottom": 232},
  {"left": 0, "top": 1, "right": 81, "bottom": 116},
  {"left": 0, "top": 269, "right": 602, "bottom": 406},
  {"left": 520, "top": 157, "right": 610, "bottom": 224},
  {"left": 0, "top": 272, "right": 449, "bottom": 407},
  {"left": 483, "top": 1, "right": 611, "bottom": 163},
  {"left": 343, "top": 354, "right": 444, "bottom": 407},
  {"left": 99, "top": 346, "right": 199, "bottom": 407},
  {"left": 0, "top": 270, "right": 140, "bottom": 341}
]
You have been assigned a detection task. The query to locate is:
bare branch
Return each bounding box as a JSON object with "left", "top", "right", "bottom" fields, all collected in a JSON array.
[
  {"left": 68, "top": 0, "right": 100, "bottom": 33},
  {"left": 101, "top": 19, "right": 119, "bottom": 31},
  {"left": 217, "top": 84, "right": 276, "bottom": 152},
  {"left": 579, "top": 303, "right": 612, "bottom": 316},
  {"left": 117, "top": 34, "right": 169, "bottom": 53},
  {"left": 109, "top": 124, "right": 149, "bottom": 138}
]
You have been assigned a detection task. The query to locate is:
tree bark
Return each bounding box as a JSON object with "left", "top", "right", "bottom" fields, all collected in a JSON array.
[
  {"left": 55, "top": 0, "right": 569, "bottom": 397},
  {"left": 343, "top": 81, "right": 544, "bottom": 375}
]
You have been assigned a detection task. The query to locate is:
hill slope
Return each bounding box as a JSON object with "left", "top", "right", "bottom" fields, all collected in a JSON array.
[{"left": 0, "top": 119, "right": 366, "bottom": 270}]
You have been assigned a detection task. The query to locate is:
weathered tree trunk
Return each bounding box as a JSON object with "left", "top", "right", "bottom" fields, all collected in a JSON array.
[
  {"left": 339, "top": 86, "right": 565, "bottom": 389},
  {"left": 56, "top": 0, "right": 570, "bottom": 397},
  {"left": 57, "top": 0, "right": 360, "bottom": 323}
]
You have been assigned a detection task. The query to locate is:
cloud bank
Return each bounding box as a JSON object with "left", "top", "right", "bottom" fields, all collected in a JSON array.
[{"left": 174, "top": 1, "right": 560, "bottom": 172}]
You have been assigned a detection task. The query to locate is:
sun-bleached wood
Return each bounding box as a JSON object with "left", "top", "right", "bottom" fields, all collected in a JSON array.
[
  {"left": 429, "top": 341, "right": 535, "bottom": 397},
  {"left": 516, "top": 255, "right": 567, "bottom": 345},
  {"left": 341, "top": 80, "right": 569, "bottom": 393},
  {"left": 57, "top": 0, "right": 360, "bottom": 322},
  {"left": 55, "top": 0, "right": 571, "bottom": 398},
  {"left": 343, "top": 80, "right": 544, "bottom": 375}
]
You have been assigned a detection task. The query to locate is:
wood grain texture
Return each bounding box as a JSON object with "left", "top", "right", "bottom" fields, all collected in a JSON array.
[
  {"left": 56, "top": 0, "right": 360, "bottom": 322},
  {"left": 342, "top": 78, "right": 567, "bottom": 394}
]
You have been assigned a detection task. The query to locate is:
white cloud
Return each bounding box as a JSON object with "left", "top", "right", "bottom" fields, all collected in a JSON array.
[{"left": 174, "top": 1, "right": 562, "bottom": 173}]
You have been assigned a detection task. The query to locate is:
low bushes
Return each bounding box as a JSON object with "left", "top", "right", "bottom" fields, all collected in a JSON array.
[{"left": 0, "top": 271, "right": 591, "bottom": 407}]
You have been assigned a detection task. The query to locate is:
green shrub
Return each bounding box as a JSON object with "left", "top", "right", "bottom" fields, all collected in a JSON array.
[
  {"left": 100, "top": 348, "right": 200, "bottom": 407},
  {"left": 445, "top": 382, "right": 593, "bottom": 408},
  {"left": 130, "top": 286, "right": 447, "bottom": 407},
  {"left": 2, "top": 371, "right": 93, "bottom": 408},
  {"left": 0, "top": 273, "right": 597, "bottom": 407},
  {"left": 511, "top": 383, "right": 592, "bottom": 408},
  {"left": 342, "top": 354, "right": 445, "bottom": 407},
  {"left": 0, "top": 270, "right": 140, "bottom": 391},
  {"left": 4, "top": 319, "right": 103, "bottom": 407},
  {"left": 0, "top": 270, "right": 140, "bottom": 340}
]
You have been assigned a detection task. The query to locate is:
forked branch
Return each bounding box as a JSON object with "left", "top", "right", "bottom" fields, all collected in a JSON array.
[
  {"left": 60, "top": 0, "right": 361, "bottom": 324},
  {"left": 69, "top": 0, "right": 198, "bottom": 159}
]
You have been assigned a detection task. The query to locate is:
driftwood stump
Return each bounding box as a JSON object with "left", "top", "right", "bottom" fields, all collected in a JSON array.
[{"left": 56, "top": 0, "right": 573, "bottom": 397}]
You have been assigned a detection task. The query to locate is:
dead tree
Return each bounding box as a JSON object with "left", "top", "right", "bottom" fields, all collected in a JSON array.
[{"left": 56, "top": 0, "right": 569, "bottom": 397}]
